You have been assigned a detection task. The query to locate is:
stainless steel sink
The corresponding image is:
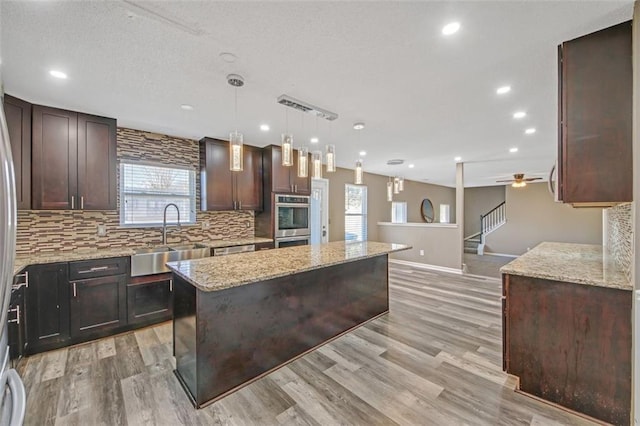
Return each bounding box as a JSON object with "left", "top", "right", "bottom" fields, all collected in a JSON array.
[{"left": 131, "top": 243, "right": 211, "bottom": 276}]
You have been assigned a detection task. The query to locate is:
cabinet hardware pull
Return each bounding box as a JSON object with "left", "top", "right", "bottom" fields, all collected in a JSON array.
[
  {"left": 8, "top": 306, "right": 20, "bottom": 325},
  {"left": 81, "top": 196, "right": 84, "bottom": 210},
  {"left": 12, "top": 271, "right": 28, "bottom": 290},
  {"left": 72, "top": 282, "right": 77, "bottom": 298},
  {"left": 71, "top": 195, "right": 75, "bottom": 209},
  {"left": 170, "top": 279, "right": 173, "bottom": 292},
  {"left": 239, "top": 201, "right": 242, "bottom": 210},
  {"left": 78, "top": 266, "right": 110, "bottom": 274}
]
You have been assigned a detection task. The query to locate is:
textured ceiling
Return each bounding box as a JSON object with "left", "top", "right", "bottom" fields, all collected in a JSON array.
[{"left": 0, "top": 1, "right": 633, "bottom": 187}]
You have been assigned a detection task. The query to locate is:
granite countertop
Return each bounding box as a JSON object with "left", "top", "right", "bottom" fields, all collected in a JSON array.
[
  {"left": 12, "top": 237, "right": 274, "bottom": 275},
  {"left": 167, "top": 240, "right": 411, "bottom": 292},
  {"left": 500, "top": 242, "right": 631, "bottom": 290}
]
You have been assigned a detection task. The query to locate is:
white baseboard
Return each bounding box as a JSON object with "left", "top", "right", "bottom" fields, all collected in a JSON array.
[
  {"left": 483, "top": 252, "right": 518, "bottom": 258},
  {"left": 390, "top": 259, "right": 463, "bottom": 275}
]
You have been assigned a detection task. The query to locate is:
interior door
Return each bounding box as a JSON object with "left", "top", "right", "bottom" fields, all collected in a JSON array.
[{"left": 310, "top": 178, "right": 329, "bottom": 244}]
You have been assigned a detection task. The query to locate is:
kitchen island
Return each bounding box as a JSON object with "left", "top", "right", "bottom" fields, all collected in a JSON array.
[
  {"left": 501, "top": 242, "right": 631, "bottom": 425},
  {"left": 167, "top": 240, "right": 409, "bottom": 408}
]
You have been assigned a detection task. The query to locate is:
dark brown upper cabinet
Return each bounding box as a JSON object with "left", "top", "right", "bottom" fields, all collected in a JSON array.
[
  {"left": 557, "top": 21, "right": 632, "bottom": 206},
  {"left": 3, "top": 95, "right": 32, "bottom": 210},
  {"left": 32, "top": 105, "right": 117, "bottom": 210},
  {"left": 200, "top": 138, "right": 263, "bottom": 211},
  {"left": 262, "top": 145, "right": 310, "bottom": 195}
]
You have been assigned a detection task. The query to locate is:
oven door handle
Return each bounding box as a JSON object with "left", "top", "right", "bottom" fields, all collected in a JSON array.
[
  {"left": 277, "top": 236, "right": 310, "bottom": 243},
  {"left": 276, "top": 203, "right": 310, "bottom": 208}
]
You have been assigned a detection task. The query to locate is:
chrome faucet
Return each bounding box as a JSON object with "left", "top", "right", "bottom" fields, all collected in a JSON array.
[{"left": 162, "top": 203, "right": 181, "bottom": 245}]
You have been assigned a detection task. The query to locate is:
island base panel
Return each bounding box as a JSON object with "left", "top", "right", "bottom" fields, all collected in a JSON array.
[
  {"left": 505, "top": 274, "right": 631, "bottom": 425},
  {"left": 174, "top": 254, "right": 389, "bottom": 407}
]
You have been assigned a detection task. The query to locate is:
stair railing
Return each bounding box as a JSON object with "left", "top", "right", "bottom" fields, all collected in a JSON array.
[{"left": 480, "top": 201, "right": 506, "bottom": 244}]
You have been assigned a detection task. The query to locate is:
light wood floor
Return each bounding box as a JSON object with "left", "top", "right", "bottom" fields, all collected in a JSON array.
[{"left": 19, "top": 264, "right": 598, "bottom": 425}]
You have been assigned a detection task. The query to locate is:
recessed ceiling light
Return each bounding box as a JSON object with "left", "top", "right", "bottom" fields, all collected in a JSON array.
[
  {"left": 496, "top": 86, "right": 511, "bottom": 95},
  {"left": 310, "top": 137, "right": 319, "bottom": 143},
  {"left": 525, "top": 128, "right": 536, "bottom": 134},
  {"left": 260, "top": 124, "right": 270, "bottom": 131},
  {"left": 442, "top": 22, "right": 461, "bottom": 35},
  {"left": 513, "top": 111, "right": 526, "bottom": 119},
  {"left": 359, "top": 151, "right": 367, "bottom": 156},
  {"left": 509, "top": 147, "right": 519, "bottom": 153},
  {"left": 353, "top": 122, "right": 365, "bottom": 130},
  {"left": 180, "top": 104, "right": 194, "bottom": 111},
  {"left": 49, "top": 70, "right": 68, "bottom": 79},
  {"left": 219, "top": 52, "right": 237, "bottom": 63},
  {"left": 408, "top": 164, "right": 415, "bottom": 168},
  {"left": 454, "top": 156, "right": 462, "bottom": 162}
]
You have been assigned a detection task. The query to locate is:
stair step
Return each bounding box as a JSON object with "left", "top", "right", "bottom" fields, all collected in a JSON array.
[{"left": 464, "top": 247, "right": 478, "bottom": 254}]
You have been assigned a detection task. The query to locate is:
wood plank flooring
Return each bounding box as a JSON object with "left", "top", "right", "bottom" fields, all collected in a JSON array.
[{"left": 19, "top": 264, "right": 599, "bottom": 425}]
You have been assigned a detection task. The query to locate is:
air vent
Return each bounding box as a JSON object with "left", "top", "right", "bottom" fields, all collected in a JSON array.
[
  {"left": 277, "top": 95, "right": 338, "bottom": 121},
  {"left": 386, "top": 159, "right": 404, "bottom": 165}
]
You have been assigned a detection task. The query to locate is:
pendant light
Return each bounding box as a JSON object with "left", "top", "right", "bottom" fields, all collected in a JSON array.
[
  {"left": 227, "top": 74, "right": 244, "bottom": 171},
  {"left": 393, "top": 177, "right": 400, "bottom": 194},
  {"left": 353, "top": 122, "right": 365, "bottom": 184},
  {"left": 386, "top": 179, "right": 393, "bottom": 202},
  {"left": 282, "top": 107, "right": 293, "bottom": 166},
  {"left": 354, "top": 160, "right": 363, "bottom": 185},
  {"left": 325, "top": 144, "right": 336, "bottom": 172},
  {"left": 298, "top": 146, "right": 309, "bottom": 178},
  {"left": 312, "top": 151, "right": 323, "bottom": 179},
  {"left": 398, "top": 176, "right": 405, "bottom": 192}
]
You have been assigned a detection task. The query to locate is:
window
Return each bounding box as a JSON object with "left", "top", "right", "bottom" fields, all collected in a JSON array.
[
  {"left": 345, "top": 184, "right": 367, "bottom": 241},
  {"left": 391, "top": 202, "right": 407, "bottom": 223},
  {"left": 120, "top": 161, "right": 196, "bottom": 226}
]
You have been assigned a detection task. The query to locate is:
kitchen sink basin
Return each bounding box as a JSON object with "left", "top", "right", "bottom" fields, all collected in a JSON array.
[{"left": 131, "top": 243, "right": 211, "bottom": 276}]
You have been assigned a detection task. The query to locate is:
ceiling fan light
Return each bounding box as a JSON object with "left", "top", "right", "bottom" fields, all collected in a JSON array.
[{"left": 512, "top": 181, "right": 526, "bottom": 188}]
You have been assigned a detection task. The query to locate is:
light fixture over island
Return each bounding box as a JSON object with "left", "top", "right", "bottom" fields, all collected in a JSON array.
[{"left": 167, "top": 240, "right": 410, "bottom": 408}]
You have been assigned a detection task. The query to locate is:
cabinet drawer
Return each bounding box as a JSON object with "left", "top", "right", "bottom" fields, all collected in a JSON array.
[{"left": 69, "top": 257, "right": 128, "bottom": 280}]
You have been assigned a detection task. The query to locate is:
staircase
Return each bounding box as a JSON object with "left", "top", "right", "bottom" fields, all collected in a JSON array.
[{"left": 464, "top": 201, "right": 506, "bottom": 255}]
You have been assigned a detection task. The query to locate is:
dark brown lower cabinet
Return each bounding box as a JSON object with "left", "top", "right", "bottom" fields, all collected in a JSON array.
[
  {"left": 25, "top": 263, "right": 70, "bottom": 355},
  {"left": 503, "top": 274, "right": 631, "bottom": 425},
  {"left": 127, "top": 273, "right": 173, "bottom": 326},
  {"left": 69, "top": 274, "right": 127, "bottom": 338},
  {"left": 8, "top": 285, "right": 26, "bottom": 362}
]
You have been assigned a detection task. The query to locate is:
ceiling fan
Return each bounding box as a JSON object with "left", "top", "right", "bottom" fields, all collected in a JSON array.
[{"left": 496, "top": 173, "right": 542, "bottom": 188}]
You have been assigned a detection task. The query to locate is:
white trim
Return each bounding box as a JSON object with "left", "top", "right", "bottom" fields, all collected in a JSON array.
[
  {"left": 378, "top": 222, "right": 458, "bottom": 228},
  {"left": 390, "top": 259, "right": 463, "bottom": 275},
  {"left": 483, "top": 251, "right": 519, "bottom": 258}
]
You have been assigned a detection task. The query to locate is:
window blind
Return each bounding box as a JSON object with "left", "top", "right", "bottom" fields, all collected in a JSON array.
[
  {"left": 391, "top": 202, "right": 407, "bottom": 223},
  {"left": 345, "top": 184, "right": 367, "bottom": 241},
  {"left": 120, "top": 162, "right": 196, "bottom": 226}
]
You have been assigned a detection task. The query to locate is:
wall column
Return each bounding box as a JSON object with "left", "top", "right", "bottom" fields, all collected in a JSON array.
[{"left": 456, "top": 162, "right": 464, "bottom": 270}]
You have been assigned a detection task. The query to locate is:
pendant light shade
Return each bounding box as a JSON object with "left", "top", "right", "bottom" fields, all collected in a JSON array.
[
  {"left": 298, "top": 147, "right": 308, "bottom": 178},
  {"left": 386, "top": 181, "right": 393, "bottom": 202},
  {"left": 312, "top": 151, "right": 323, "bottom": 179},
  {"left": 281, "top": 134, "right": 294, "bottom": 166},
  {"left": 229, "top": 131, "right": 243, "bottom": 171},
  {"left": 325, "top": 144, "right": 336, "bottom": 173},
  {"left": 354, "top": 160, "right": 363, "bottom": 185},
  {"left": 398, "top": 176, "right": 404, "bottom": 192},
  {"left": 227, "top": 74, "right": 245, "bottom": 172},
  {"left": 393, "top": 177, "right": 400, "bottom": 194}
]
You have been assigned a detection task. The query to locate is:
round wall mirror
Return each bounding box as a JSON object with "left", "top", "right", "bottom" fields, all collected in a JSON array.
[{"left": 421, "top": 199, "right": 435, "bottom": 223}]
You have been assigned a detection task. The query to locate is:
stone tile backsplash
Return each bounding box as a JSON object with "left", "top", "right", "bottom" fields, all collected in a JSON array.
[
  {"left": 605, "top": 203, "right": 633, "bottom": 283},
  {"left": 16, "top": 128, "right": 254, "bottom": 255}
]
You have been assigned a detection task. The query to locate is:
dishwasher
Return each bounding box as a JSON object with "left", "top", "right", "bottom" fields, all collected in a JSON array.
[{"left": 213, "top": 245, "right": 255, "bottom": 256}]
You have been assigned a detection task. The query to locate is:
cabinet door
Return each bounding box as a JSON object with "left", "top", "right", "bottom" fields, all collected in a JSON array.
[
  {"left": 70, "top": 274, "right": 126, "bottom": 338},
  {"left": 26, "top": 263, "right": 70, "bottom": 353},
  {"left": 3, "top": 95, "right": 31, "bottom": 210},
  {"left": 269, "top": 146, "right": 294, "bottom": 194},
  {"left": 8, "top": 286, "right": 26, "bottom": 362},
  {"left": 32, "top": 106, "right": 78, "bottom": 209},
  {"left": 291, "top": 149, "right": 311, "bottom": 195},
  {"left": 559, "top": 21, "right": 632, "bottom": 204},
  {"left": 200, "top": 138, "right": 234, "bottom": 210},
  {"left": 235, "top": 145, "right": 263, "bottom": 210},
  {"left": 127, "top": 275, "right": 173, "bottom": 325},
  {"left": 77, "top": 114, "right": 117, "bottom": 210}
]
